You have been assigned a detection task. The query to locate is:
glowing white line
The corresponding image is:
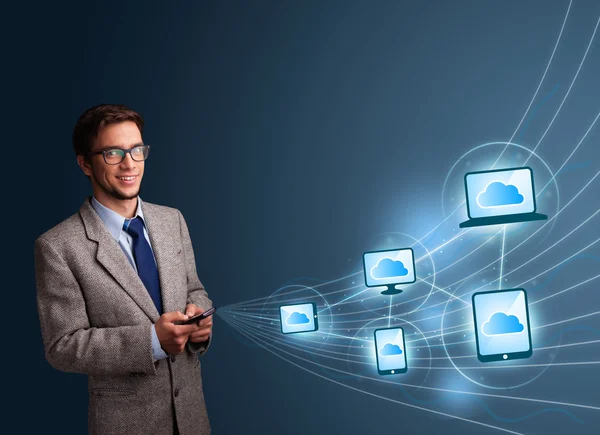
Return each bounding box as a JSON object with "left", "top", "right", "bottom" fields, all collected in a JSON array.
[
  {"left": 408, "top": 362, "right": 600, "bottom": 370},
  {"left": 227, "top": 316, "right": 600, "bottom": 376},
  {"left": 317, "top": 288, "right": 370, "bottom": 314},
  {"left": 229, "top": 270, "right": 363, "bottom": 307},
  {"left": 420, "top": 204, "right": 600, "bottom": 322},
  {"left": 499, "top": 225, "right": 506, "bottom": 290},
  {"left": 227, "top": 310, "right": 600, "bottom": 360},
  {"left": 531, "top": 274, "right": 600, "bottom": 305},
  {"left": 418, "top": 278, "right": 471, "bottom": 306},
  {"left": 408, "top": 339, "right": 600, "bottom": 361},
  {"left": 537, "top": 110, "right": 600, "bottom": 196},
  {"left": 412, "top": 308, "right": 600, "bottom": 348},
  {"left": 534, "top": 310, "right": 600, "bottom": 330},
  {"left": 490, "top": 0, "right": 573, "bottom": 168},
  {"left": 407, "top": 274, "right": 600, "bottom": 342},
  {"left": 320, "top": 207, "right": 600, "bottom": 323},
  {"left": 223, "top": 316, "right": 600, "bottom": 413},
  {"left": 522, "top": 16, "right": 600, "bottom": 165},
  {"left": 224, "top": 318, "right": 526, "bottom": 435},
  {"left": 239, "top": 282, "right": 367, "bottom": 309}
]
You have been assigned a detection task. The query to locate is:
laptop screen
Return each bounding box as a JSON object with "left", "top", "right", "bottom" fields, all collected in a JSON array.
[{"left": 465, "top": 168, "right": 536, "bottom": 219}]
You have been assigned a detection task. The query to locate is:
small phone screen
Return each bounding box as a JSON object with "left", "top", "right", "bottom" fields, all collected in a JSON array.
[{"left": 374, "top": 327, "right": 407, "bottom": 374}]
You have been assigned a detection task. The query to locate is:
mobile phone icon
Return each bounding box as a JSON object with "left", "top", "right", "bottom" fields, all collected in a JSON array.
[{"left": 374, "top": 327, "right": 408, "bottom": 375}]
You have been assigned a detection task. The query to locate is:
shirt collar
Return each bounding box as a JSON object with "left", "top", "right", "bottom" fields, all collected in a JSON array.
[{"left": 90, "top": 196, "right": 146, "bottom": 241}]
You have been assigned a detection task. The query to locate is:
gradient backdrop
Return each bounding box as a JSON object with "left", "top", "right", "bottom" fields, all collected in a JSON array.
[{"left": 11, "top": 1, "right": 600, "bottom": 434}]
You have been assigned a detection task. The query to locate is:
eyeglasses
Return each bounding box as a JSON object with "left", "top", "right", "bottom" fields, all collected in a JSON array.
[{"left": 90, "top": 145, "right": 150, "bottom": 165}]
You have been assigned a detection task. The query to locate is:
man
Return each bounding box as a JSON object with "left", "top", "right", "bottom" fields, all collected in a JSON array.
[{"left": 34, "top": 104, "right": 213, "bottom": 435}]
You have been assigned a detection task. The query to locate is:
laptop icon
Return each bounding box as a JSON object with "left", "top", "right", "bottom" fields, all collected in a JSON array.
[{"left": 459, "top": 166, "right": 547, "bottom": 228}]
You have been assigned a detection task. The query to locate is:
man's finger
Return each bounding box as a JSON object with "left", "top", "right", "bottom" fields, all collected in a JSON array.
[
  {"left": 190, "top": 327, "right": 211, "bottom": 338},
  {"left": 197, "top": 317, "right": 213, "bottom": 327},
  {"left": 185, "top": 304, "right": 200, "bottom": 317},
  {"left": 174, "top": 323, "right": 202, "bottom": 335},
  {"left": 193, "top": 325, "right": 212, "bottom": 335},
  {"left": 163, "top": 311, "right": 188, "bottom": 322},
  {"left": 190, "top": 333, "right": 210, "bottom": 343}
]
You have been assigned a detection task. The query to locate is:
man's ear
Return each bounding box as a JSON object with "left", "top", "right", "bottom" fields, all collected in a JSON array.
[{"left": 77, "top": 155, "right": 93, "bottom": 177}]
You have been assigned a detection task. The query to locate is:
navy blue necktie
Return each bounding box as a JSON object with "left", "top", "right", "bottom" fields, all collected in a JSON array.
[{"left": 124, "top": 217, "right": 163, "bottom": 314}]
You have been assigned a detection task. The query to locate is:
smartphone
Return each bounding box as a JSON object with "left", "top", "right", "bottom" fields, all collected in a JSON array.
[
  {"left": 472, "top": 288, "right": 533, "bottom": 362},
  {"left": 174, "top": 307, "right": 217, "bottom": 325},
  {"left": 374, "top": 327, "right": 408, "bottom": 375}
]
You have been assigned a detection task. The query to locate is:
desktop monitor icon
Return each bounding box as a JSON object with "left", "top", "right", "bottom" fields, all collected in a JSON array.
[
  {"left": 363, "top": 248, "right": 416, "bottom": 295},
  {"left": 459, "top": 166, "right": 547, "bottom": 228}
]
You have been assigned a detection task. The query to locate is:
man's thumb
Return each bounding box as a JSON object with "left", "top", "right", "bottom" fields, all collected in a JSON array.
[{"left": 172, "top": 311, "right": 188, "bottom": 321}]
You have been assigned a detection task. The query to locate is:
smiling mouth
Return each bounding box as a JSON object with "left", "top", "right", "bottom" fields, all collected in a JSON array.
[{"left": 116, "top": 175, "right": 137, "bottom": 181}]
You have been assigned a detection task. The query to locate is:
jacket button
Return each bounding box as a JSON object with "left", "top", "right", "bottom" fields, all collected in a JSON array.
[
  {"left": 170, "top": 355, "right": 176, "bottom": 363},
  {"left": 174, "top": 389, "right": 179, "bottom": 397}
]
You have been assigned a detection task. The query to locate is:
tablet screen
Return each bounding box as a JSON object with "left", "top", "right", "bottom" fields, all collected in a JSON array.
[
  {"left": 279, "top": 302, "right": 318, "bottom": 334},
  {"left": 473, "top": 289, "right": 532, "bottom": 361}
]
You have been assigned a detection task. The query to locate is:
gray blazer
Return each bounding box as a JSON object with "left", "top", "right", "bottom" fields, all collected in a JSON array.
[{"left": 34, "top": 198, "right": 212, "bottom": 435}]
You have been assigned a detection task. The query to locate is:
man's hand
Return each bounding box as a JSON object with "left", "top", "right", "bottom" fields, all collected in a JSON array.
[
  {"left": 155, "top": 311, "right": 202, "bottom": 355},
  {"left": 185, "top": 304, "right": 213, "bottom": 343}
]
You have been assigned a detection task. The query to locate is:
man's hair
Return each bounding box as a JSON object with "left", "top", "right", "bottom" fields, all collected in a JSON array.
[{"left": 72, "top": 104, "right": 144, "bottom": 158}]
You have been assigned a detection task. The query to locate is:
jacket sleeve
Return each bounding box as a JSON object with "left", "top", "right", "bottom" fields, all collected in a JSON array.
[
  {"left": 177, "top": 210, "right": 213, "bottom": 355},
  {"left": 34, "top": 237, "right": 158, "bottom": 376}
]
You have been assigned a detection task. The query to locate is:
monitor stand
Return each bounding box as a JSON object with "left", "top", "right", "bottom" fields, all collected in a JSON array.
[{"left": 381, "top": 285, "right": 403, "bottom": 295}]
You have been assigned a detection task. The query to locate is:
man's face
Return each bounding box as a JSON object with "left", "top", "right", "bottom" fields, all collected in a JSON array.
[{"left": 78, "top": 121, "right": 145, "bottom": 202}]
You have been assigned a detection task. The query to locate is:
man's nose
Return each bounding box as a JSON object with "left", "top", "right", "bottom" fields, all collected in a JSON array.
[{"left": 120, "top": 152, "right": 136, "bottom": 168}]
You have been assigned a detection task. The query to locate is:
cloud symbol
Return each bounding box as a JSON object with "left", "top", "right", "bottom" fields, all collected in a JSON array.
[
  {"left": 371, "top": 258, "right": 409, "bottom": 280},
  {"left": 286, "top": 312, "right": 310, "bottom": 325},
  {"left": 379, "top": 343, "right": 403, "bottom": 356},
  {"left": 482, "top": 312, "right": 524, "bottom": 336},
  {"left": 476, "top": 181, "right": 524, "bottom": 208}
]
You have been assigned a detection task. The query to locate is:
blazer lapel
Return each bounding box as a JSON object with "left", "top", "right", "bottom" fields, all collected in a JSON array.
[
  {"left": 79, "top": 198, "right": 160, "bottom": 322},
  {"left": 141, "top": 201, "right": 184, "bottom": 314}
]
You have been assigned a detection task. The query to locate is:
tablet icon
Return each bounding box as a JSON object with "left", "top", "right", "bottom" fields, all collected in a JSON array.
[
  {"left": 472, "top": 289, "right": 533, "bottom": 363},
  {"left": 279, "top": 302, "right": 319, "bottom": 334}
]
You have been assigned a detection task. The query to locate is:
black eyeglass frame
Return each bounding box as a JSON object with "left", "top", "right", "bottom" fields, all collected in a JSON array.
[{"left": 89, "top": 144, "right": 150, "bottom": 165}]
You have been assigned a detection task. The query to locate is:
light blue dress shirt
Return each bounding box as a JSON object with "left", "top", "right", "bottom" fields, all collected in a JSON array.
[{"left": 91, "top": 196, "right": 168, "bottom": 361}]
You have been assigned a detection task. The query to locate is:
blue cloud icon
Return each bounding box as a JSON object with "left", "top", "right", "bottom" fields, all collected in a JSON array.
[
  {"left": 482, "top": 312, "right": 524, "bottom": 336},
  {"left": 286, "top": 312, "right": 310, "bottom": 325},
  {"left": 476, "top": 181, "right": 524, "bottom": 208},
  {"left": 371, "top": 258, "right": 409, "bottom": 280},
  {"left": 380, "top": 343, "right": 403, "bottom": 356}
]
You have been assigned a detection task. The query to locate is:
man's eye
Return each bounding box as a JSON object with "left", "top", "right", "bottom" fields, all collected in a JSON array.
[{"left": 106, "top": 150, "right": 120, "bottom": 157}]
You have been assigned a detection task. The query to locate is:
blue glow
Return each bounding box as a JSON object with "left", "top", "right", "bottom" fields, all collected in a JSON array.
[
  {"left": 375, "top": 328, "right": 407, "bottom": 371},
  {"left": 364, "top": 249, "right": 415, "bottom": 287},
  {"left": 473, "top": 290, "right": 531, "bottom": 356},
  {"left": 467, "top": 168, "right": 535, "bottom": 218},
  {"left": 280, "top": 303, "right": 317, "bottom": 334}
]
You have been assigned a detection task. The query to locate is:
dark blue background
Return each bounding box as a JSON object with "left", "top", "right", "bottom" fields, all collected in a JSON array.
[{"left": 10, "top": 1, "right": 600, "bottom": 433}]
